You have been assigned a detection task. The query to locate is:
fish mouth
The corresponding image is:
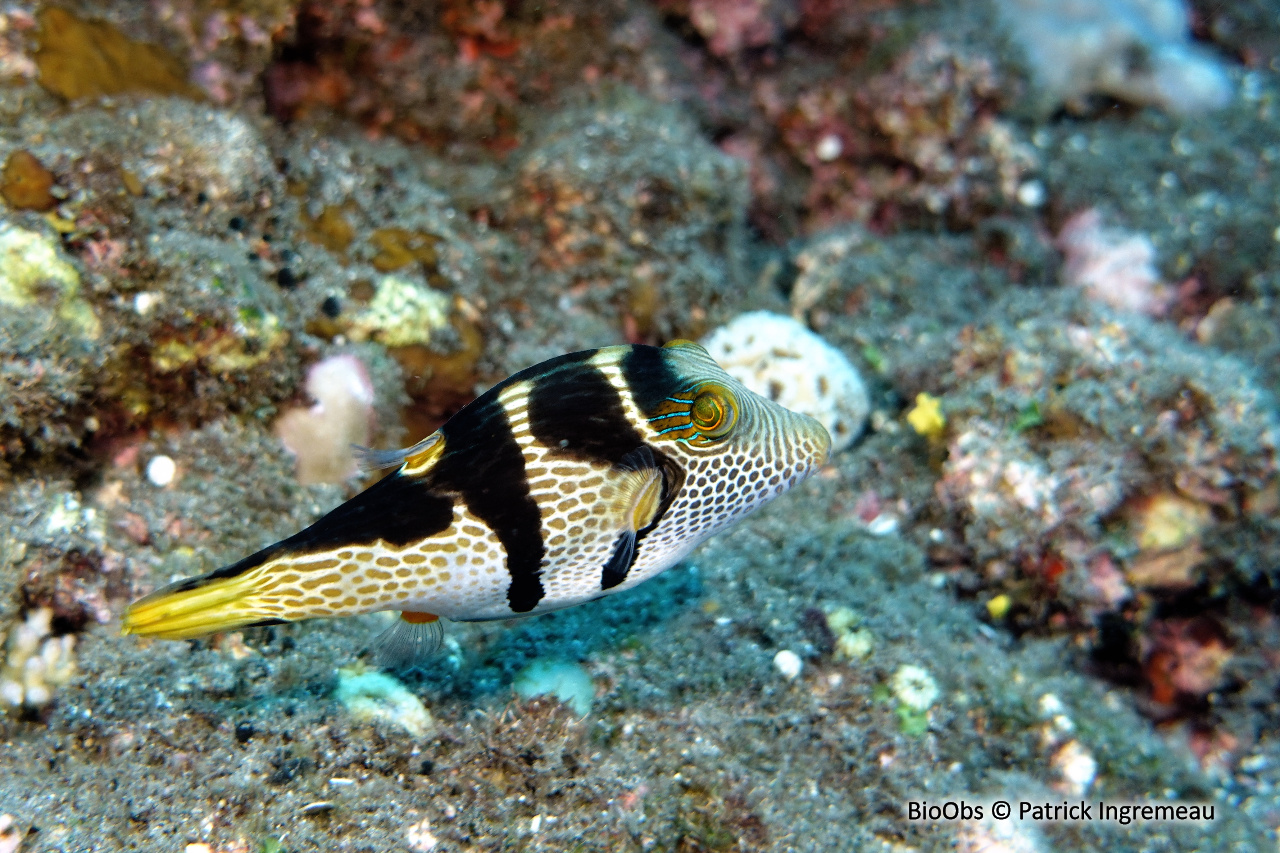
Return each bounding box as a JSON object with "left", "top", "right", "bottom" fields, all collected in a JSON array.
[
  {"left": 812, "top": 419, "right": 833, "bottom": 465},
  {"left": 794, "top": 412, "right": 833, "bottom": 472}
]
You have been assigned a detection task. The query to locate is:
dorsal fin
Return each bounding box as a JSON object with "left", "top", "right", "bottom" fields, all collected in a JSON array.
[
  {"left": 662, "top": 339, "right": 708, "bottom": 354},
  {"left": 353, "top": 432, "right": 445, "bottom": 475}
]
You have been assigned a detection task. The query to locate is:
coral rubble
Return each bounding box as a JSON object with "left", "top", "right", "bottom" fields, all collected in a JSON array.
[
  {"left": 0, "top": 608, "right": 75, "bottom": 714},
  {"left": 334, "top": 663, "right": 434, "bottom": 737}
]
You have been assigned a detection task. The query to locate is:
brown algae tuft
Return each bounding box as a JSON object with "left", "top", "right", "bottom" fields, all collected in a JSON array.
[
  {"left": 34, "top": 7, "right": 199, "bottom": 101},
  {"left": 0, "top": 150, "right": 57, "bottom": 212}
]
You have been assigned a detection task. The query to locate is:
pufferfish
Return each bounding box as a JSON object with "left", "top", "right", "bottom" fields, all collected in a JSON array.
[{"left": 122, "top": 341, "right": 831, "bottom": 660}]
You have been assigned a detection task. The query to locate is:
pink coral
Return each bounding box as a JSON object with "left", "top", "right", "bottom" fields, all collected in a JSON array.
[
  {"left": 688, "top": 0, "right": 779, "bottom": 57},
  {"left": 1057, "top": 209, "right": 1172, "bottom": 316},
  {"left": 1082, "top": 551, "right": 1131, "bottom": 612},
  {"left": 274, "top": 354, "right": 375, "bottom": 485},
  {"left": 1143, "top": 616, "right": 1232, "bottom": 704}
]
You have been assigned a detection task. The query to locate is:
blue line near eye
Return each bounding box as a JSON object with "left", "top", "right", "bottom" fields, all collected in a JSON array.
[
  {"left": 647, "top": 412, "right": 691, "bottom": 422},
  {"left": 655, "top": 424, "right": 694, "bottom": 435},
  {"left": 665, "top": 396, "right": 694, "bottom": 404}
]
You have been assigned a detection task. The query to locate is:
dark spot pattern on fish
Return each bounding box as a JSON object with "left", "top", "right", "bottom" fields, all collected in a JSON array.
[{"left": 119, "top": 341, "right": 834, "bottom": 642}]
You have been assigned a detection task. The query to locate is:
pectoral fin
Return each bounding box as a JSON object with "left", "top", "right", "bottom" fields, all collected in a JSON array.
[{"left": 600, "top": 447, "right": 683, "bottom": 590}]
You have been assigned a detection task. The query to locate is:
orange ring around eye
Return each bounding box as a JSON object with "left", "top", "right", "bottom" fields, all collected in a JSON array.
[{"left": 691, "top": 385, "right": 737, "bottom": 439}]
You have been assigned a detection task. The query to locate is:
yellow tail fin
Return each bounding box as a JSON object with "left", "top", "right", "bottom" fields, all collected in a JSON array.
[{"left": 122, "top": 569, "right": 279, "bottom": 640}]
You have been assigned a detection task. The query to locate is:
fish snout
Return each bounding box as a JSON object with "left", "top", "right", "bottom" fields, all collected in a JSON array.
[
  {"left": 791, "top": 410, "right": 832, "bottom": 474},
  {"left": 754, "top": 402, "right": 831, "bottom": 484}
]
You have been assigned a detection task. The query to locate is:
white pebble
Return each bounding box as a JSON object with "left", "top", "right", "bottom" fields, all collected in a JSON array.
[
  {"left": 1053, "top": 740, "right": 1097, "bottom": 796},
  {"left": 146, "top": 455, "right": 176, "bottom": 487},
  {"left": 866, "top": 514, "right": 899, "bottom": 536},
  {"left": 405, "top": 817, "right": 438, "bottom": 852},
  {"left": 773, "top": 649, "right": 803, "bottom": 680},
  {"left": 133, "top": 292, "right": 160, "bottom": 315},
  {"left": 1017, "top": 179, "right": 1045, "bottom": 207},
  {"left": 0, "top": 679, "right": 23, "bottom": 708},
  {"left": 815, "top": 133, "right": 843, "bottom": 162}
]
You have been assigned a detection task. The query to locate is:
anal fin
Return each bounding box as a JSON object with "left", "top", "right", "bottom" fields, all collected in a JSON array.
[{"left": 372, "top": 611, "right": 444, "bottom": 672}]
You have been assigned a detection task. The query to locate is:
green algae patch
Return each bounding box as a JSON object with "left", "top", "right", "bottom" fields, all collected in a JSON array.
[
  {"left": 347, "top": 274, "right": 450, "bottom": 348},
  {"left": 0, "top": 224, "right": 99, "bottom": 339},
  {"left": 335, "top": 664, "right": 434, "bottom": 738},
  {"left": 150, "top": 311, "right": 286, "bottom": 375},
  {"left": 35, "top": 7, "right": 199, "bottom": 102}
]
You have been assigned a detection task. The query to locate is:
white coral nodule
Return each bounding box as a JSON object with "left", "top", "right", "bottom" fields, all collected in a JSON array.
[
  {"left": 891, "top": 663, "right": 940, "bottom": 713},
  {"left": 702, "top": 311, "right": 869, "bottom": 453},
  {"left": 1, "top": 608, "right": 77, "bottom": 713}
]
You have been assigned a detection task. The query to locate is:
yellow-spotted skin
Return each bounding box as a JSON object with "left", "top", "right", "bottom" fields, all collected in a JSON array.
[{"left": 122, "top": 343, "right": 832, "bottom": 641}]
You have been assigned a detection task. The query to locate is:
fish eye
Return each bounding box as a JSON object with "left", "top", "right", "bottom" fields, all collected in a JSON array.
[{"left": 690, "top": 385, "right": 737, "bottom": 439}]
